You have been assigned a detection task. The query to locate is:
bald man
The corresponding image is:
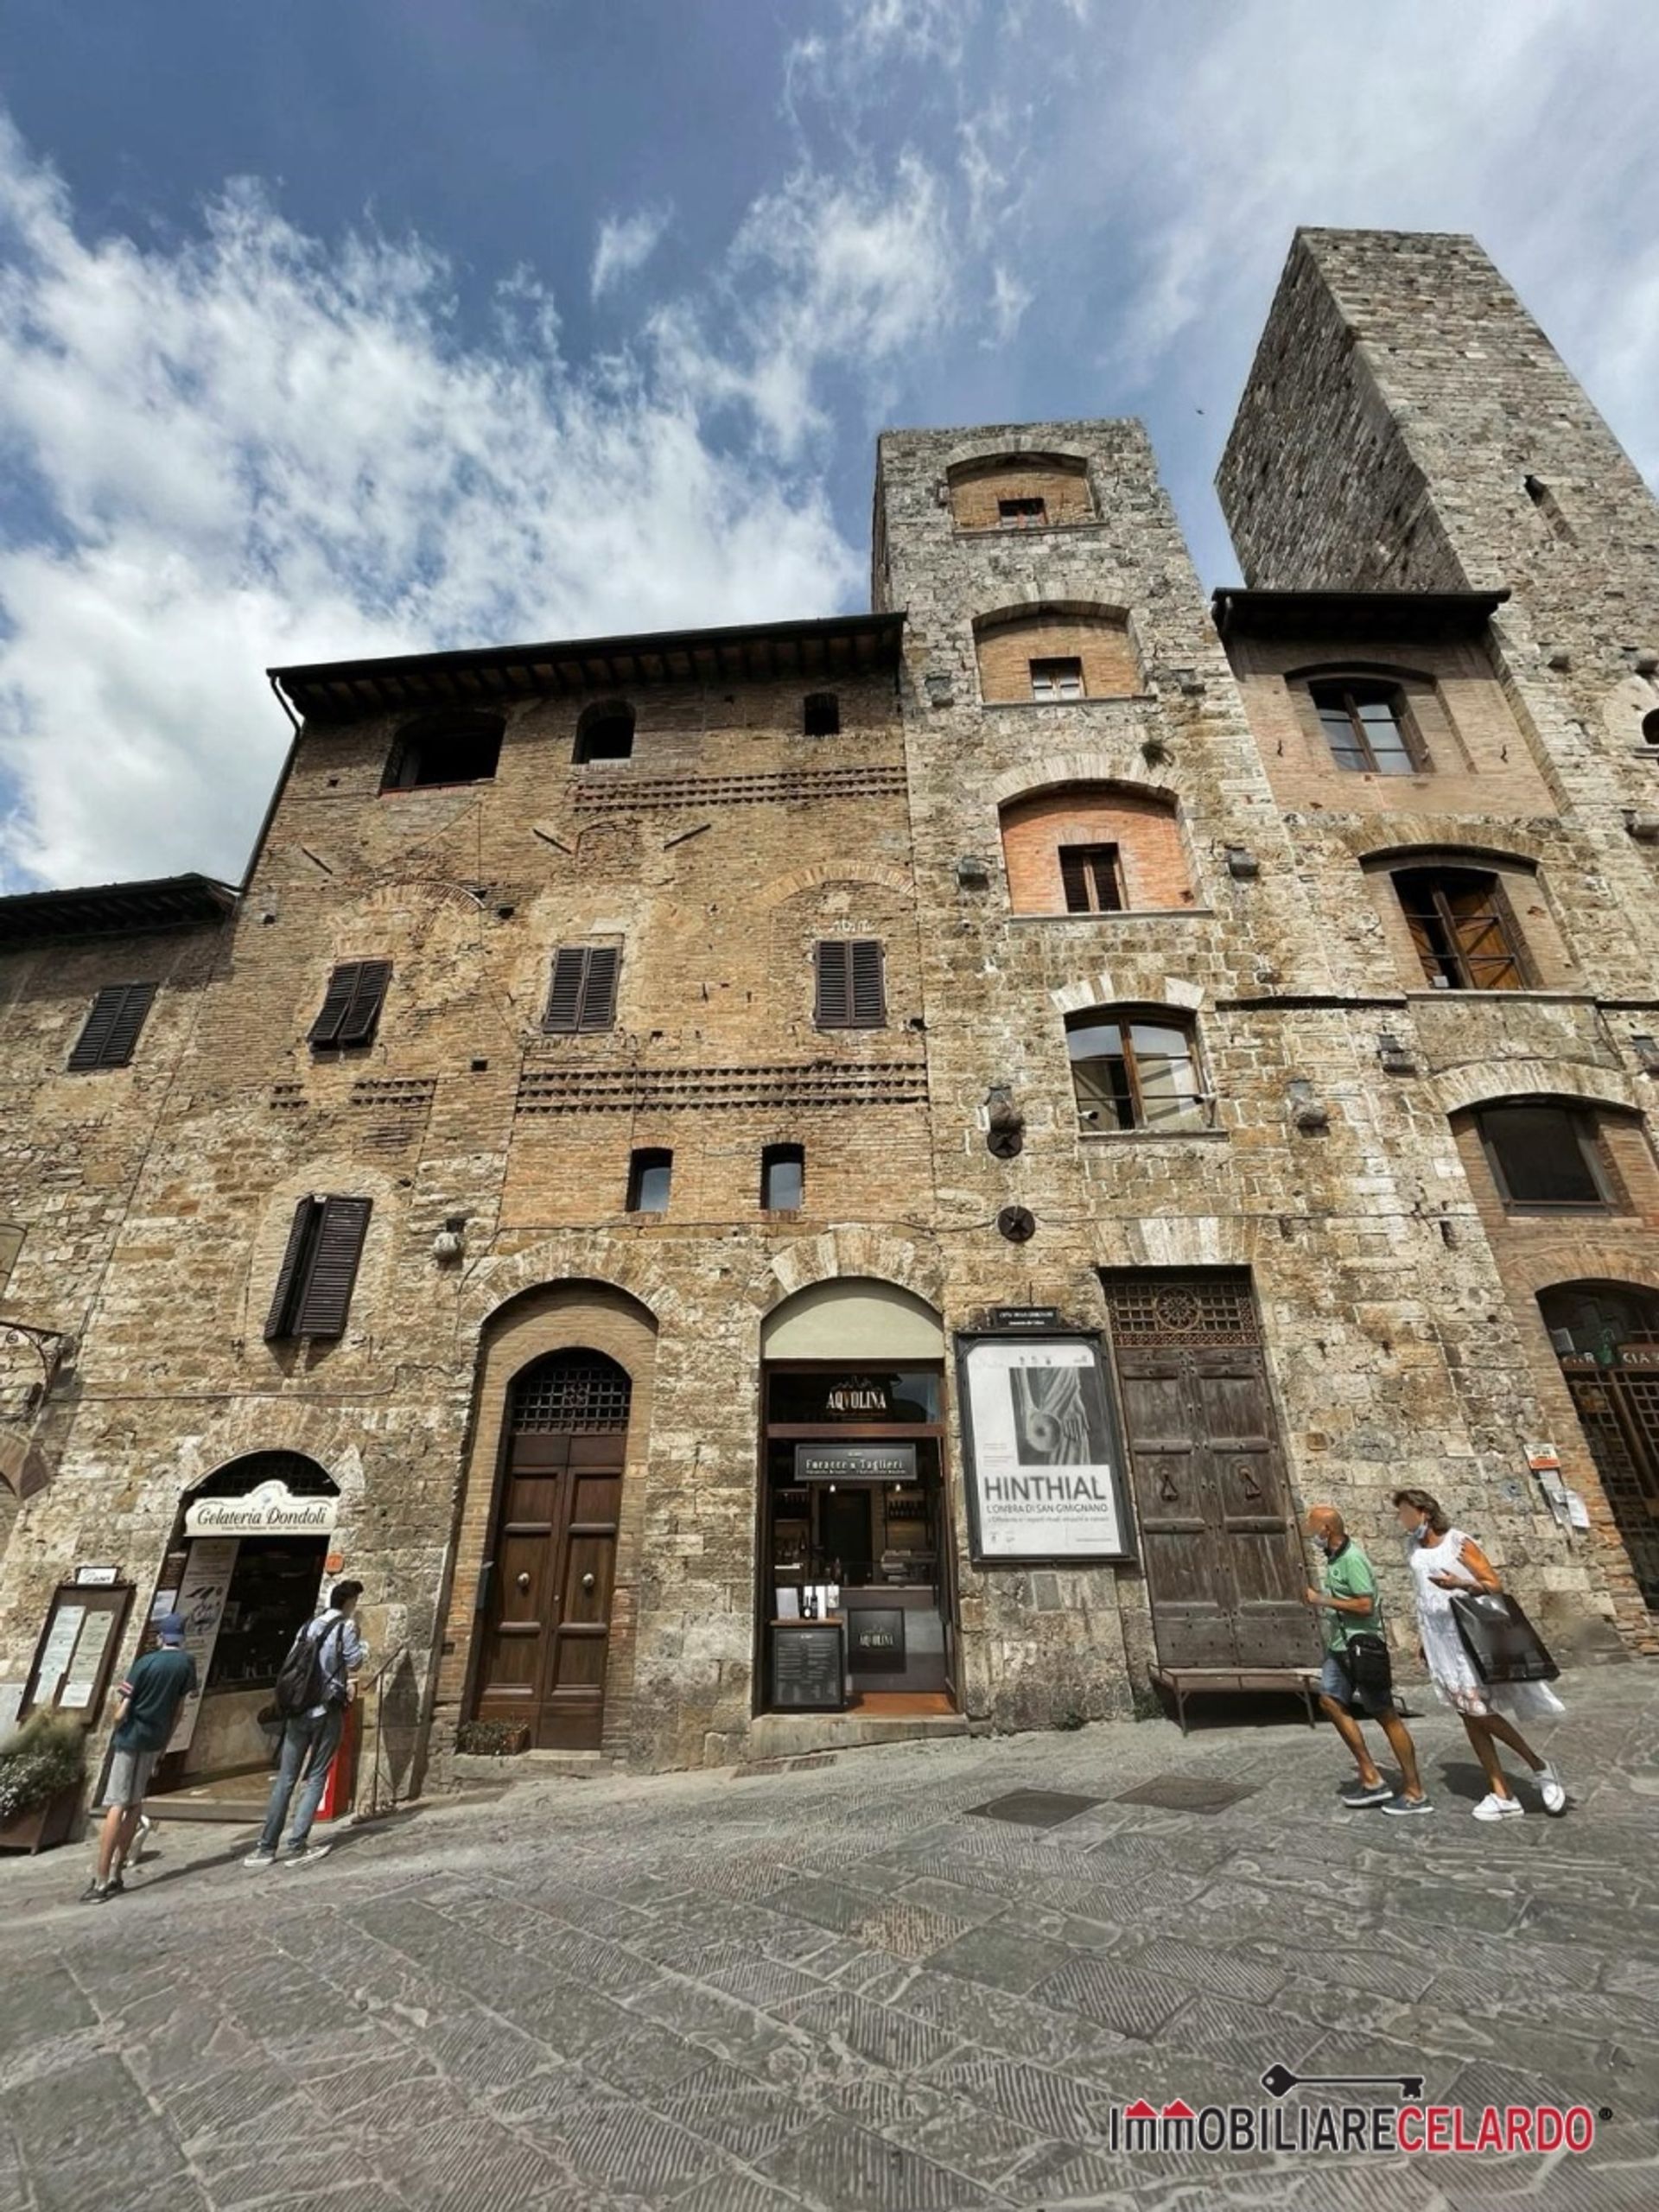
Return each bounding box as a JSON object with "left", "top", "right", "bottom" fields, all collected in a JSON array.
[{"left": 1305, "top": 1506, "right": 1430, "bottom": 1817}]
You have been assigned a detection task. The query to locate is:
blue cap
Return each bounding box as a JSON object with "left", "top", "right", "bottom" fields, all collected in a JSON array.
[{"left": 157, "top": 1611, "right": 186, "bottom": 1644}]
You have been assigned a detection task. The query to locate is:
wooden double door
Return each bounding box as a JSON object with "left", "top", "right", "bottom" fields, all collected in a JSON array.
[
  {"left": 1103, "top": 1274, "right": 1313, "bottom": 1669},
  {"left": 475, "top": 1353, "right": 628, "bottom": 1750}
]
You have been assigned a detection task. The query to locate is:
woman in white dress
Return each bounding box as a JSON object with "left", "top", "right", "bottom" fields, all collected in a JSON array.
[{"left": 1391, "top": 1487, "right": 1568, "bottom": 1822}]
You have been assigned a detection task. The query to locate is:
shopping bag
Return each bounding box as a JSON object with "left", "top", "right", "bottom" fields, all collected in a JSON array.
[{"left": 1448, "top": 1590, "right": 1560, "bottom": 1683}]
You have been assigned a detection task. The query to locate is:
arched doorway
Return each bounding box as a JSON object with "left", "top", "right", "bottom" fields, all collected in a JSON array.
[
  {"left": 758, "top": 1280, "right": 957, "bottom": 1714},
  {"left": 474, "top": 1350, "right": 631, "bottom": 1749},
  {"left": 1540, "top": 1282, "right": 1659, "bottom": 1611}
]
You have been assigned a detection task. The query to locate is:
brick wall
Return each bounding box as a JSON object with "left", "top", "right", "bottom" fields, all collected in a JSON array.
[
  {"left": 1000, "top": 787, "right": 1193, "bottom": 914},
  {"left": 949, "top": 454, "right": 1096, "bottom": 532},
  {"left": 975, "top": 611, "right": 1142, "bottom": 702}
]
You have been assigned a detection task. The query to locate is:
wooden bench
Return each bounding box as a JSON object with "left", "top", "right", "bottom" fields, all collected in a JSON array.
[{"left": 1151, "top": 1665, "right": 1322, "bottom": 1736}]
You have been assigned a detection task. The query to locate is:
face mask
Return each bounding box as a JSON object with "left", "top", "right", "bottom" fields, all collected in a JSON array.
[{"left": 1411, "top": 1520, "right": 1432, "bottom": 1544}]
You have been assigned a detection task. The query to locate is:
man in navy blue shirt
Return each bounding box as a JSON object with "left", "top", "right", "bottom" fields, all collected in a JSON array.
[{"left": 82, "top": 1612, "right": 197, "bottom": 1903}]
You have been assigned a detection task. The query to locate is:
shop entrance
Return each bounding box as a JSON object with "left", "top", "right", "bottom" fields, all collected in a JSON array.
[
  {"left": 474, "top": 1350, "right": 628, "bottom": 1749},
  {"left": 1541, "top": 1281, "right": 1659, "bottom": 1611},
  {"left": 757, "top": 1281, "right": 958, "bottom": 1717}
]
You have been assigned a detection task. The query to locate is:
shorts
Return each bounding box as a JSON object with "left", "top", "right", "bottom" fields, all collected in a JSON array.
[
  {"left": 98, "top": 1745, "right": 159, "bottom": 1810},
  {"left": 1319, "top": 1649, "right": 1395, "bottom": 1719}
]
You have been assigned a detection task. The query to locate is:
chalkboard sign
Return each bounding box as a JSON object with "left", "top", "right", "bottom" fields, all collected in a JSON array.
[
  {"left": 848, "top": 1608, "right": 906, "bottom": 1674},
  {"left": 771, "top": 1620, "right": 845, "bottom": 1710}
]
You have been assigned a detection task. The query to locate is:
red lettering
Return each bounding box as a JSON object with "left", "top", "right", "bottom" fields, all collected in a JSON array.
[
  {"left": 1398, "top": 2107, "right": 1423, "bottom": 2153},
  {"left": 1536, "top": 2109, "right": 1564, "bottom": 2153},
  {"left": 1427, "top": 2107, "right": 1453, "bottom": 2152},
  {"left": 1474, "top": 2108, "right": 1503, "bottom": 2152},
  {"left": 1504, "top": 2107, "right": 1533, "bottom": 2152},
  {"left": 1449, "top": 2108, "right": 1478, "bottom": 2152},
  {"left": 1565, "top": 2107, "right": 1595, "bottom": 2152}
]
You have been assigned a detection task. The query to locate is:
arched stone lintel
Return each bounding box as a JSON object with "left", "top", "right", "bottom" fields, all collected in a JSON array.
[
  {"left": 461, "top": 1242, "right": 672, "bottom": 1332},
  {"left": 1050, "top": 972, "right": 1206, "bottom": 1017},
  {"left": 752, "top": 861, "right": 913, "bottom": 911},
  {"left": 762, "top": 1230, "right": 944, "bottom": 1313},
  {"left": 1436, "top": 1058, "right": 1643, "bottom": 1117},
  {"left": 989, "top": 756, "right": 1177, "bottom": 811}
]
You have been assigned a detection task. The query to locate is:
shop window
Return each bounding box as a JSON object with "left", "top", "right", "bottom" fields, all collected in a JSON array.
[
  {"left": 1476, "top": 1105, "right": 1616, "bottom": 1211},
  {"left": 67, "top": 981, "right": 157, "bottom": 1071},
  {"left": 761, "top": 1144, "right": 804, "bottom": 1211},
  {"left": 803, "top": 691, "right": 841, "bottom": 737},
  {"left": 308, "top": 959, "right": 392, "bottom": 1050},
  {"left": 1030, "top": 657, "right": 1085, "bottom": 702},
  {"left": 1310, "top": 679, "right": 1425, "bottom": 774},
  {"left": 264, "top": 1195, "right": 372, "bottom": 1341},
  {"left": 626, "top": 1147, "right": 672, "bottom": 1214},
  {"left": 382, "top": 710, "right": 504, "bottom": 791},
  {"left": 543, "top": 944, "right": 620, "bottom": 1033},
  {"left": 998, "top": 496, "right": 1047, "bottom": 529},
  {"left": 1058, "top": 843, "right": 1124, "bottom": 914},
  {"left": 815, "top": 939, "right": 886, "bottom": 1028},
  {"left": 1068, "top": 1009, "right": 1209, "bottom": 1133},
  {"left": 574, "top": 702, "right": 635, "bottom": 764},
  {"left": 1394, "top": 868, "right": 1526, "bottom": 990}
]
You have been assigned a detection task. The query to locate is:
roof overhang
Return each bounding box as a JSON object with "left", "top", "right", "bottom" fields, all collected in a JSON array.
[
  {"left": 1211, "top": 588, "right": 1510, "bottom": 644},
  {"left": 0, "top": 872, "right": 237, "bottom": 948},
  {"left": 269, "top": 611, "right": 907, "bottom": 728}
]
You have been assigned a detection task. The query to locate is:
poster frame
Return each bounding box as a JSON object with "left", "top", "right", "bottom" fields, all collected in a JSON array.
[{"left": 954, "top": 1328, "right": 1136, "bottom": 1568}]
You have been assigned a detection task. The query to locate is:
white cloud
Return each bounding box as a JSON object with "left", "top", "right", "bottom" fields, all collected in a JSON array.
[{"left": 590, "top": 206, "right": 671, "bottom": 301}]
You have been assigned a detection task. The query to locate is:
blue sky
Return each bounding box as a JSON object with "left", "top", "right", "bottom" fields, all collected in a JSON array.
[{"left": 2, "top": 0, "right": 1656, "bottom": 890}]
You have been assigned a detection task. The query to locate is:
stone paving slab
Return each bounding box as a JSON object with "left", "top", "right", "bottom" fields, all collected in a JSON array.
[{"left": 2, "top": 1665, "right": 1656, "bottom": 2210}]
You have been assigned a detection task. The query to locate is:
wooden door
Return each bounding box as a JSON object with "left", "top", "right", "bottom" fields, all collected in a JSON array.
[
  {"left": 475, "top": 1353, "right": 629, "bottom": 1749},
  {"left": 1103, "top": 1274, "right": 1313, "bottom": 1669}
]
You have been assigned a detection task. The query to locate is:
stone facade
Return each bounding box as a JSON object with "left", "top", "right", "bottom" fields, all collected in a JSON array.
[{"left": 1, "top": 227, "right": 1653, "bottom": 1811}]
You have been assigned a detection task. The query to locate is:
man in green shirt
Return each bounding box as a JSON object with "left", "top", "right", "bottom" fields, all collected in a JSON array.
[
  {"left": 1304, "top": 1506, "right": 1430, "bottom": 1817},
  {"left": 80, "top": 1612, "right": 198, "bottom": 1903}
]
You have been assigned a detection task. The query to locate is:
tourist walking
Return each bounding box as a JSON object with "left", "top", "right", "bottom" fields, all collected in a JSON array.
[
  {"left": 81, "top": 1611, "right": 198, "bottom": 1903},
  {"left": 245, "top": 1580, "right": 365, "bottom": 1868},
  {"left": 1392, "top": 1488, "right": 1567, "bottom": 1821},
  {"left": 1304, "top": 1505, "right": 1430, "bottom": 1817}
]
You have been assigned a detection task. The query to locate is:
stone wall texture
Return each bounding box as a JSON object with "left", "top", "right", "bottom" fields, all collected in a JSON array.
[{"left": 1, "top": 227, "right": 1654, "bottom": 1807}]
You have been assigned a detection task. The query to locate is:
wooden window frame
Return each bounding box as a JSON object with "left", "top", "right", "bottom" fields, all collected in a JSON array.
[
  {"left": 67, "top": 982, "right": 158, "bottom": 1071},
  {"left": 1058, "top": 842, "right": 1124, "bottom": 914},
  {"left": 997, "top": 496, "right": 1048, "bottom": 530},
  {"left": 264, "top": 1194, "right": 372, "bottom": 1341},
  {"left": 543, "top": 944, "right": 620, "bottom": 1033},
  {"left": 760, "top": 1143, "right": 805, "bottom": 1211},
  {"left": 1476, "top": 1106, "right": 1618, "bottom": 1213},
  {"left": 1067, "top": 1012, "right": 1211, "bottom": 1134},
  {"left": 308, "top": 959, "right": 392, "bottom": 1050},
  {"left": 1310, "top": 679, "right": 1427, "bottom": 774},
  {"left": 1029, "top": 657, "right": 1085, "bottom": 703},
  {"left": 1394, "top": 868, "right": 1529, "bottom": 991},
  {"left": 814, "top": 939, "right": 887, "bottom": 1030},
  {"left": 626, "top": 1147, "right": 673, "bottom": 1215}
]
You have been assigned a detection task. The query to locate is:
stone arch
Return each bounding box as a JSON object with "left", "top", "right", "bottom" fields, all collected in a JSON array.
[
  {"left": 988, "top": 756, "right": 1175, "bottom": 811},
  {"left": 1345, "top": 825, "right": 1551, "bottom": 873},
  {"left": 762, "top": 1229, "right": 944, "bottom": 1314},
  {"left": 460, "top": 1241, "right": 674, "bottom": 1332},
  {"left": 760, "top": 1276, "right": 945, "bottom": 1360},
  {"left": 1050, "top": 970, "right": 1205, "bottom": 1017},
  {"left": 752, "top": 861, "right": 913, "bottom": 912},
  {"left": 1434, "top": 1059, "right": 1643, "bottom": 1119}
]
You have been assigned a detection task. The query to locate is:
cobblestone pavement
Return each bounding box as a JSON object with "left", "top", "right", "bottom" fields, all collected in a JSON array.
[{"left": 3, "top": 1667, "right": 1657, "bottom": 2212}]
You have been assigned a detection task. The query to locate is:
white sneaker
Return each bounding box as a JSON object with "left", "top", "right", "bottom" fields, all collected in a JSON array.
[
  {"left": 243, "top": 1847, "right": 277, "bottom": 1867},
  {"left": 1537, "top": 1765, "right": 1568, "bottom": 1815},
  {"left": 1471, "top": 1791, "right": 1523, "bottom": 1821}
]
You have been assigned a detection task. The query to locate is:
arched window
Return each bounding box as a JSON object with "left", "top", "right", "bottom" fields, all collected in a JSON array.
[
  {"left": 975, "top": 606, "right": 1139, "bottom": 705},
  {"left": 1641, "top": 707, "right": 1659, "bottom": 750},
  {"left": 509, "top": 1350, "right": 632, "bottom": 1434},
  {"left": 1471, "top": 1103, "right": 1619, "bottom": 1211},
  {"left": 1000, "top": 785, "right": 1189, "bottom": 915},
  {"left": 574, "top": 702, "right": 635, "bottom": 765},
  {"left": 1393, "top": 866, "right": 1527, "bottom": 990},
  {"left": 1309, "top": 678, "right": 1425, "bottom": 774},
  {"left": 382, "top": 710, "right": 505, "bottom": 791},
  {"left": 947, "top": 454, "right": 1094, "bottom": 532},
  {"left": 1067, "top": 1009, "right": 1208, "bottom": 1133}
]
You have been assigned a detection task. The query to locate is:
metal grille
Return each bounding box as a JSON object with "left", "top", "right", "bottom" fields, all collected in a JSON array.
[
  {"left": 1562, "top": 1367, "right": 1659, "bottom": 1607},
  {"left": 1099, "top": 1270, "right": 1260, "bottom": 1346},
  {"left": 510, "top": 1356, "right": 632, "bottom": 1434}
]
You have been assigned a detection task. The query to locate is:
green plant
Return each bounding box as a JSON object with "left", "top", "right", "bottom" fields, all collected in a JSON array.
[{"left": 0, "top": 1713, "right": 86, "bottom": 1822}]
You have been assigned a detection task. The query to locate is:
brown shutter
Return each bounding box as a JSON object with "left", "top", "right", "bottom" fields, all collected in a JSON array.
[
  {"left": 294, "top": 1197, "right": 372, "bottom": 1338},
  {"left": 264, "top": 1198, "right": 318, "bottom": 1340},
  {"left": 68, "top": 982, "right": 156, "bottom": 1071},
  {"left": 308, "top": 964, "right": 358, "bottom": 1046},
  {"left": 338, "top": 960, "right": 392, "bottom": 1045},
  {"left": 544, "top": 948, "right": 586, "bottom": 1032},
  {"left": 815, "top": 940, "right": 849, "bottom": 1027},
  {"left": 577, "top": 945, "right": 619, "bottom": 1031},
  {"left": 849, "top": 940, "right": 886, "bottom": 1027},
  {"left": 1059, "top": 851, "right": 1090, "bottom": 913}
]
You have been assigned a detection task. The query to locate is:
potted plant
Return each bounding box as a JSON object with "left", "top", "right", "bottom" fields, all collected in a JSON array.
[{"left": 0, "top": 1712, "right": 87, "bottom": 1853}]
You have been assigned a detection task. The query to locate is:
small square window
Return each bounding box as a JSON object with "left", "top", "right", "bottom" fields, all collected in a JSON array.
[
  {"left": 1030, "top": 658, "right": 1084, "bottom": 702},
  {"left": 1477, "top": 1107, "right": 1613, "bottom": 1210},
  {"left": 761, "top": 1145, "right": 804, "bottom": 1211},
  {"left": 1058, "top": 844, "right": 1123, "bottom": 914},
  {"left": 626, "top": 1148, "right": 672, "bottom": 1214},
  {"left": 383, "top": 712, "right": 503, "bottom": 791},
  {"left": 998, "top": 497, "right": 1047, "bottom": 529},
  {"left": 803, "top": 692, "right": 840, "bottom": 737}
]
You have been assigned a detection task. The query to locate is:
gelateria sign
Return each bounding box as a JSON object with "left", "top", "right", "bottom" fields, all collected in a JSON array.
[{"left": 183, "top": 1479, "right": 338, "bottom": 1538}]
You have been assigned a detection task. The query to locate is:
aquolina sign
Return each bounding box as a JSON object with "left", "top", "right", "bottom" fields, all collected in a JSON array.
[{"left": 184, "top": 1479, "right": 338, "bottom": 1538}]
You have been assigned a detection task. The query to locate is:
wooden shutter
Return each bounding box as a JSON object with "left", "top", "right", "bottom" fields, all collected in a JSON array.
[
  {"left": 577, "top": 946, "right": 619, "bottom": 1032},
  {"left": 264, "top": 1199, "right": 317, "bottom": 1340},
  {"left": 816, "top": 940, "right": 850, "bottom": 1027},
  {"left": 544, "top": 949, "right": 585, "bottom": 1032},
  {"left": 293, "top": 1197, "right": 372, "bottom": 1338},
  {"left": 309, "top": 961, "right": 391, "bottom": 1048},
  {"left": 849, "top": 940, "right": 886, "bottom": 1027},
  {"left": 1059, "top": 852, "right": 1090, "bottom": 913},
  {"left": 68, "top": 982, "right": 156, "bottom": 1071}
]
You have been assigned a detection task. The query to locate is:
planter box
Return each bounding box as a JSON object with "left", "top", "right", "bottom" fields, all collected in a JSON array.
[{"left": 0, "top": 1783, "right": 82, "bottom": 1854}]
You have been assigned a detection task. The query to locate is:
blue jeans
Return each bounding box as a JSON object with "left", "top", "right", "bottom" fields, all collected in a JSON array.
[{"left": 258, "top": 1709, "right": 343, "bottom": 1853}]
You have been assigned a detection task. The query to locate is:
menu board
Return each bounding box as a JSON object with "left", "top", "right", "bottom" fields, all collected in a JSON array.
[
  {"left": 59, "top": 1611, "right": 116, "bottom": 1709},
  {"left": 771, "top": 1621, "right": 845, "bottom": 1711},
  {"left": 167, "top": 1537, "right": 240, "bottom": 1752},
  {"left": 848, "top": 1609, "right": 906, "bottom": 1674}
]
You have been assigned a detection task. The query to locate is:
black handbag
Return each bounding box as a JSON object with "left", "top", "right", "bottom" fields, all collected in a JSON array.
[
  {"left": 1448, "top": 1590, "right": 1560, "bottom": 1684},
  {"left": 1344, "top": 1632, "right": 1393, "bottom": 1700}
]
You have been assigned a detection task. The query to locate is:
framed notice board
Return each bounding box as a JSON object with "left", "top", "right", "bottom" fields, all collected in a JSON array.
[
  {"left": 770, "top": 1619, "right": 845, "bottom": 1711},
  {"left": 19, "top": 1582, "right": 135, "bottom": 1724}
]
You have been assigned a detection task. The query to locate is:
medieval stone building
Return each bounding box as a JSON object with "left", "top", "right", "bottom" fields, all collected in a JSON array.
[{"left": 2, "top": 227, "right": 1654, "bottom": 1812}]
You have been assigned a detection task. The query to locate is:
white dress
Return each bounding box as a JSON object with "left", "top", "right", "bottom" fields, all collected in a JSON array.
[{"left": 1408, "top": 1526, "right": 1567, "bottom": 1723}]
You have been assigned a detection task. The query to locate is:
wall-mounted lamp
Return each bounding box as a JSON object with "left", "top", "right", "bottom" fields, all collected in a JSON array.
[
  {"left": 432, "top": 1214, "right": 467, "bottom": 1263},
  {"left": 956, "top": 854, "right": 993, "bottom": 891},
  {"left": 985, "top": 1084, "right": 1025, "bottom": 1159}
]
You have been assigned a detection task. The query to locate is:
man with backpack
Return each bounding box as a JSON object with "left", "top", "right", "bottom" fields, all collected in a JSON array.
[{"left": 245, "top": 1580, "right": 366, "bottom": 1868}]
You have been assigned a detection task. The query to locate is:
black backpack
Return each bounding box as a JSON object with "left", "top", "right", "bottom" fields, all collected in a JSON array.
[{"left": 274, "top": 1615, "right": 342, "bottom": 1719}]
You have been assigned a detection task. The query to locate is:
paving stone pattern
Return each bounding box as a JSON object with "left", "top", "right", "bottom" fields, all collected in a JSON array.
[{"left": 3, "top": 1669, "right": 1657, "bottom": 2211}]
